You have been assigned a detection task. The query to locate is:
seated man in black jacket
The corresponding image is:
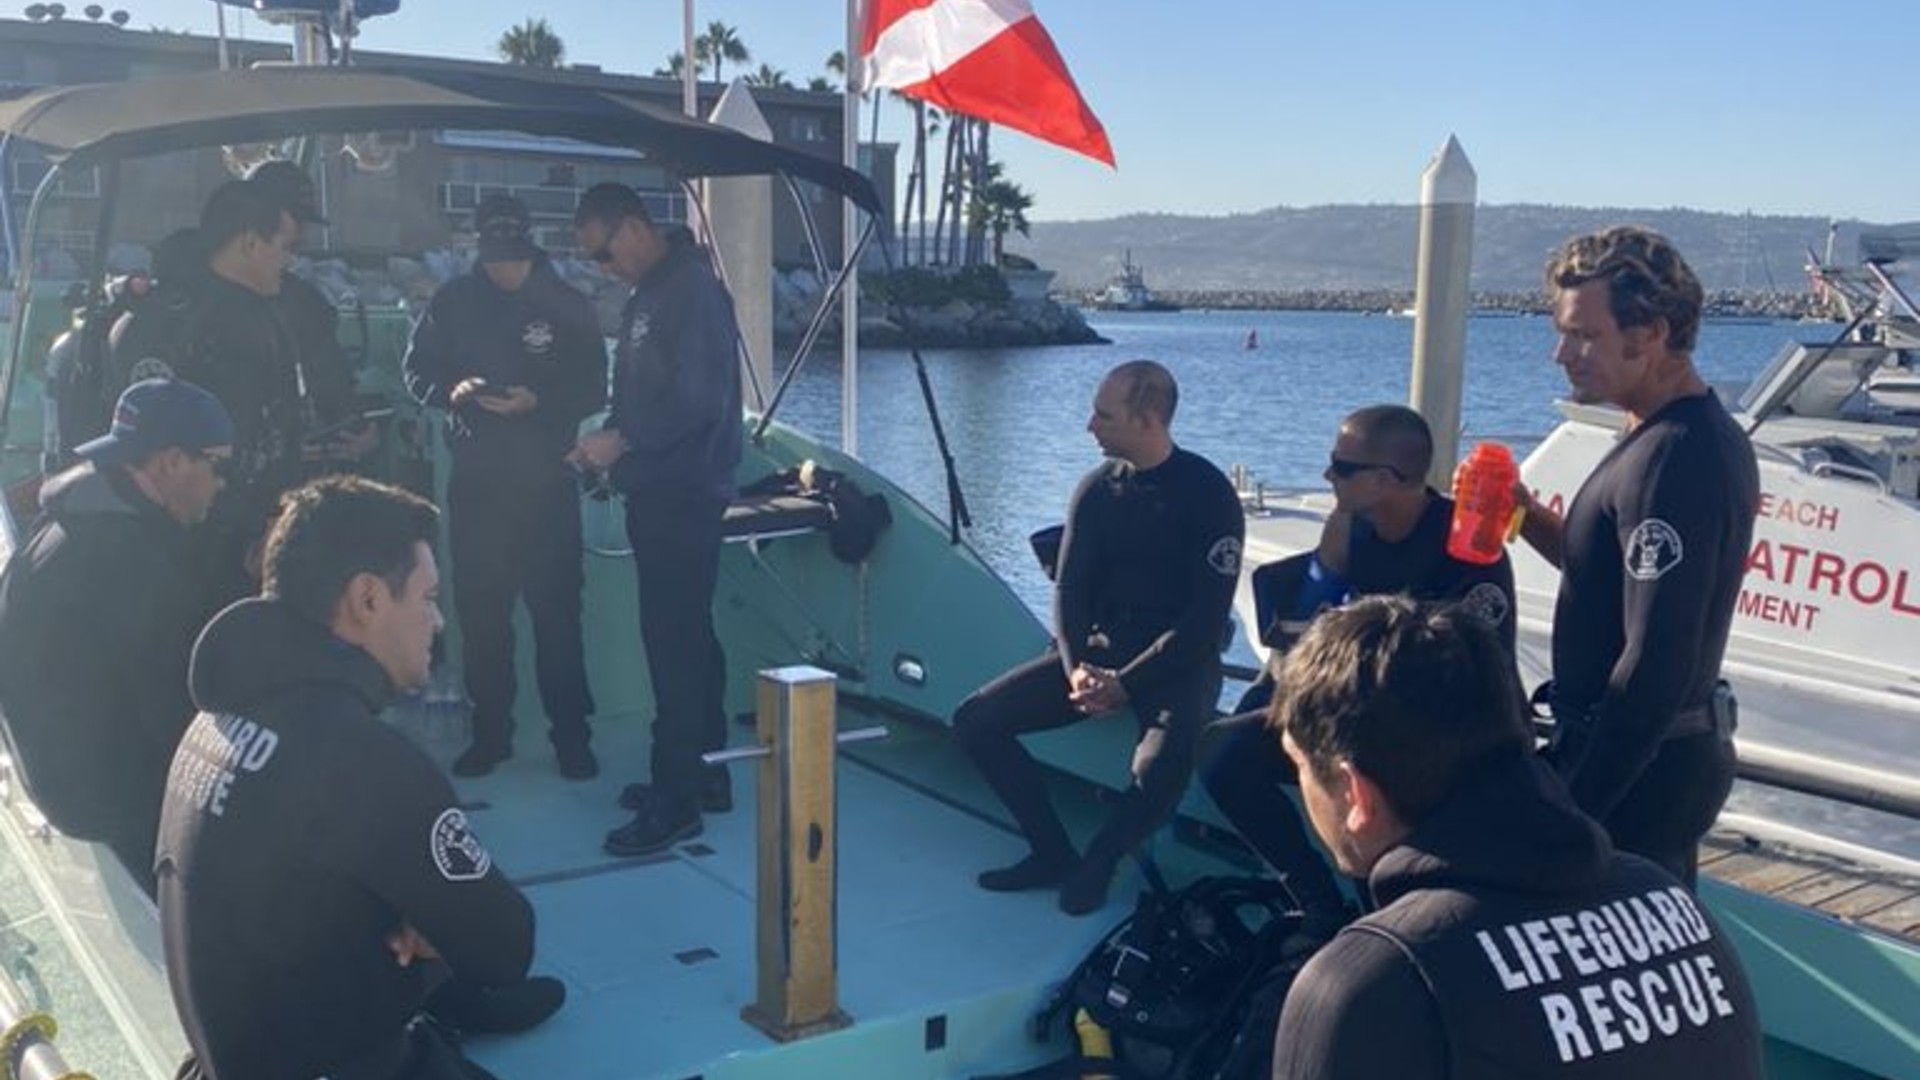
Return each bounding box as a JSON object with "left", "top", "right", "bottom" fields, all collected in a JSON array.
[
  {"left": 1201, "top": 405, "right": 1516, "bottom": 942},
  {"left": 1269, "top": 596, "right": 1763, "bottom": 1079},
  {"left": 0, "top": 378, "right": 232, "bottom": 896},
  {"left": 156, "top": 476, "right": 549, "bottom": 1080}
]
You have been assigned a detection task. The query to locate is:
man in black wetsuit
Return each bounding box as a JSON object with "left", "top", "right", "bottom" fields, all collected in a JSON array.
[
  {"left": 1515, "top": 227, "right": 1759, "bottom": 885},
  {"left": 571, "top": 183, "right": 742, "bottom": 858},
  {"left": 1270, "top": 596, "right": 1764, "bottom": 1080},
  {"left": 0, "top": 379, "right": 232, "bottom": 897},
  {"left": 246, "top": 159, "right": 378, "bottom": 471},
  {"left": 405, "top": 195, "right": 605, "bottom": 781},
  {"left": 111, "top": 180, "right": 361, "bottom": 606},
  {"left": 157, "top": 476, "right": 550, "bottom": 1080},
  {"left": 955, "top": 360, "right": 1244, "bottom": 916},
  {"left": 1202, "top": 404, "right": 1515, "bottom": 941}
]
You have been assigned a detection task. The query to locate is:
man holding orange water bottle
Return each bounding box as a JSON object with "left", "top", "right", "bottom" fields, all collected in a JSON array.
[{"left": 1516, "top": 226, "right": 1758, "bottom": 887}]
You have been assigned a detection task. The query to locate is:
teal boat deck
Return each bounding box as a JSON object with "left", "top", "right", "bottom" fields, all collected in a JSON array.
[{"left": 445, "top": 702, "right": 1176, "bottom": 1080}]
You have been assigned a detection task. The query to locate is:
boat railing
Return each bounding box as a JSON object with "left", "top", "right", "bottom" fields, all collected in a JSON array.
[{"left": 0, "top": 959, "right": 90, "bottom": 1080}]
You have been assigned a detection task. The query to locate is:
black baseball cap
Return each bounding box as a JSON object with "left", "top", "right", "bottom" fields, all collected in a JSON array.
[{"left": 475, "top": 195, "right": 540, "bottom": 263}]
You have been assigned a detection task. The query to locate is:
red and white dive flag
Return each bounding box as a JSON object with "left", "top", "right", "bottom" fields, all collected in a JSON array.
[{"left": 862, "top": 0, "right": 1115, "bottom": 167}]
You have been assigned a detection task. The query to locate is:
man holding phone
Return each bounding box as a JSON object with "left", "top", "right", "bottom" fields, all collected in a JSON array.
[{"left": 404, "top": 196, "right": 607, "bottom": 780}]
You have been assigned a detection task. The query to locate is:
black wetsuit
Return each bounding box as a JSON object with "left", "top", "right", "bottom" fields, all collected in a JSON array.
[
  {"left": 0, "top": 464, "right": 210, "bottom": 896},
  {"left": 404, "top": 259, "right": 606, "bottom": 758},
  {"left": 1550, "top": 393, "right": 1758, "bottom": 883},
  {"left": 1272, "top": 749, "right": 1764, "bottom": 1080},
  {"left": 1204, "top": 493, "right": 1516, "bottom": 931},
  {"left": 157, "top": 599, "right": 534, "bottom": 1080},
  {"left": 955, "top": 446, "right": 1244, "bottom": 874},
  {"left": 112, "top": 273, "right": 356, "bottom": 607},
  {"left": 603, "top": 236, "right": 743, "bottom": 809}
]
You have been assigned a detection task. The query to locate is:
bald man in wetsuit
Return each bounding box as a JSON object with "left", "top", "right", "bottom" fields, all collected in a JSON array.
[{"left": 954, "top": 360, "right": 1244, "bottom": 916}]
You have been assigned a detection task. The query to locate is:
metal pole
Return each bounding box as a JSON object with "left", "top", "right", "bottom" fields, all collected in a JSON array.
[
  {"left": 682, "top": 0, "right": 697, "bottom": 118},
  {"left": 0, "top": 970, "right": 89, "bottom": 1080},
  {"left": 841, "top": 0, "right": 862, "bottom": 456},
  {"left": 738, "top": 666, "right": 854, "bottom": 1042},
  {"left": 1408, "top": 135, "right": 1475, "bottom": 488}
]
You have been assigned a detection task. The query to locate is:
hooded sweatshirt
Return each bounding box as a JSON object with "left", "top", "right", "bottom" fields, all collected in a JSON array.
[
  {"left": 156, "top": 598, "right": 533, "bottom": 1080},
  {"left": 1272, "top": 750, "right": 1764, "bottom": 1079},
  {"left": 0, "top": 463, "right": 204, "bottom": 876}
]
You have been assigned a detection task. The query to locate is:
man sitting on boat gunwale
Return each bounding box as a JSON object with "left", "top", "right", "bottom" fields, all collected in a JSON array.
[
  {"left": 0, "top": 378, "right": 232, "bottom": 897},
  {"left": 954, "top": 359, "right": 1244, "bottom": 916},
  {"left": 1201, "top": 403, "right": 1517, "bottom": 944}
]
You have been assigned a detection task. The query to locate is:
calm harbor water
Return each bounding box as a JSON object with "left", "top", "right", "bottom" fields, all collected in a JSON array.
[{"left": 775, "top": 309, "right": 1801, "bottom": 617}]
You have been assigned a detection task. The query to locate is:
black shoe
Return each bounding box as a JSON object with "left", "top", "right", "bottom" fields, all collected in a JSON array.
[
  {"left": 977, "top": 853, "right": 1075, "bottom": 893},
  {"left": 452, "top": 743, "right": 512, "bottom": 778},
  {"left": 555, "top": 743, "right": 599, "bottom": 781},
  {"left": 604, "top": 798, "right": 702, "bottom": 857},
  {"left": 619, "top": 771, "right": 732, "bottom": 814},
  {"left": 1058, "top": 860, "right": 1114, "bottom": 916},
  {"left": 427, "top": 974, "right": 567, "bottom": 1035}
]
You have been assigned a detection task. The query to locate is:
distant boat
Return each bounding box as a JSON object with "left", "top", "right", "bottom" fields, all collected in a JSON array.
[
  {"left": 1088, "top": 249, "right": 1180, "bottom": 311},
  {"left": 1244, "top": 329, "right": 1259, "bottom": 350},
  {"left": 1386, "top": 304, "right": 1416, "bottom": 318}
]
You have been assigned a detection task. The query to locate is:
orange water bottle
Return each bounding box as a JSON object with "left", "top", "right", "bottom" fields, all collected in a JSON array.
[{"left": 1448, "top": 442, "right": 1519, "bottom": 566}]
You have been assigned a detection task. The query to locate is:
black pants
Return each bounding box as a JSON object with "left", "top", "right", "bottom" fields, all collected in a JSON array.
[
  {"left": 1199, "top": 710, "right": 1350, "bottom": 924},
  {"left": 624, "top": 493, "right": 728, "bottom": 805},
  {"left": 448, "top": 464, "right": 594, "bottom": 753},
  {"left": 1599, "top": 731, "right": 1737, "bottom": 887},
  {"left": 952, "top": 648, "right": 1213, "bottom": 872}
]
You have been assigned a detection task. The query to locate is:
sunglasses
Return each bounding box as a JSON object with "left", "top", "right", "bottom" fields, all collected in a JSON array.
[{"left": 1326, "top": 457, "right": 1404, "bottom": 481}]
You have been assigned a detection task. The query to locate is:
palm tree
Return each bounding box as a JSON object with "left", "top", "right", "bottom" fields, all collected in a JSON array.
[
  {"left": 969, "top": 178, "right": 1033, "bottom": 266},
  {"left": 745, "top": 64, "right": 792, "bottom": 90},
  {"left": 497, "top": 18, "right": 564, "bottom": 68},
  {"left": 697, "top": 21, "right": 749, "bottom": 86},
  {"left": 653, "top": 51, "right": 703, "bottom": 80},
  {"left": 806, "top": 76, "right": 834, "bottom": 93},
  {"left": 824, "top": 48, "right": 847, "bottom": 89}
]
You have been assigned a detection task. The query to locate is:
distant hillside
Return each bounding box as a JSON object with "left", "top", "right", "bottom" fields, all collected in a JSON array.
[{"left": 1013, "top": 205, "right": 1895, "bottom": 294}]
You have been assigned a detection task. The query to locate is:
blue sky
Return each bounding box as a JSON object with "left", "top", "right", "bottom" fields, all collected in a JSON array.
[{"left": 122, "top": 1, "right": 1919, "bottom": 224}]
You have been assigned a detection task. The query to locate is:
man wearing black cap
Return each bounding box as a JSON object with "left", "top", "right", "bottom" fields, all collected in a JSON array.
[
  {"left": 570, "top": 183, "right": 742, "bottom": 857},
  {"left": 0, "top": 378, "right": 234, "bottom": 895},
  {"left": 404, "top": 195, "right": 605, "bottom": 780}
]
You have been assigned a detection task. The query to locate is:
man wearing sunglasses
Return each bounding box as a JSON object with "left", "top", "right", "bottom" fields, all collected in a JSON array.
[
  {"left": 404, "top": 195, "right": 606, "bottom": 782},
  {"left": 569, "top": 182, "right": 743, "bottom": 858},
  {"left": 0, "top": 378, "right": 233, "bottom": 894},
  {"left": 1201, "top": 404, "right": 1516, "bottom": 946}
]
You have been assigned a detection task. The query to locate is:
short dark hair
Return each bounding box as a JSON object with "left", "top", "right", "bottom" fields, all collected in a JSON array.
[
  {"left": 1108, "top": 359, "right": 1178, "bottom": 426},
  {"left": 1344, "top": 404, "right": 1432, "bottom": 481},
  {"left": 573, "top": 182, "right": 654, "bottom": 232},
  {"left": 1271, "top": 595, "right": 1529, "bottom": 823},
  {"left": 262, "top": 475, "right": 440, "bottom": 626},
  {"left": 199, "top": 180, "right": 289, "bottom": 253},
  {"left": 1546, "top": 226, "right": 1704, "bottom": 354}
]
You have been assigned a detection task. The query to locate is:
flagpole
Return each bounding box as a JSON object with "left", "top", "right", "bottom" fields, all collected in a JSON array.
[
  {"left": 842, "top": 0, "right": 862, "bottom": 456},
  {"left": 682, "top": 0, "right": 697, "bottom": 117}
]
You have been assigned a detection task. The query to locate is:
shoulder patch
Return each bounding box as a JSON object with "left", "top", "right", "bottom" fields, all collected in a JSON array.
[
  {"left": 429, "top": 808, "right": 492, "bottom": 882},
  {"left": 521, "top": 318, "right": 555, "bottom": 355},
  {"left": 1207, "top": 536, "right": 1242, "bottom": 576},
  {"left": 127, "top": 356, "right": 176, "bottom": 384},
  {"left": 1457, "top": 582, "right": 1511, "bottom": 629},
  {"left": 1623, "top": 519, "right": 1684, "bottom": 581}
]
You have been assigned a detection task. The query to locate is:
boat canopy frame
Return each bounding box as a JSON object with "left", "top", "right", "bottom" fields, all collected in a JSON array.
[{"left": 0, "top": 64, "right": 1001, "bottom": 535}]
